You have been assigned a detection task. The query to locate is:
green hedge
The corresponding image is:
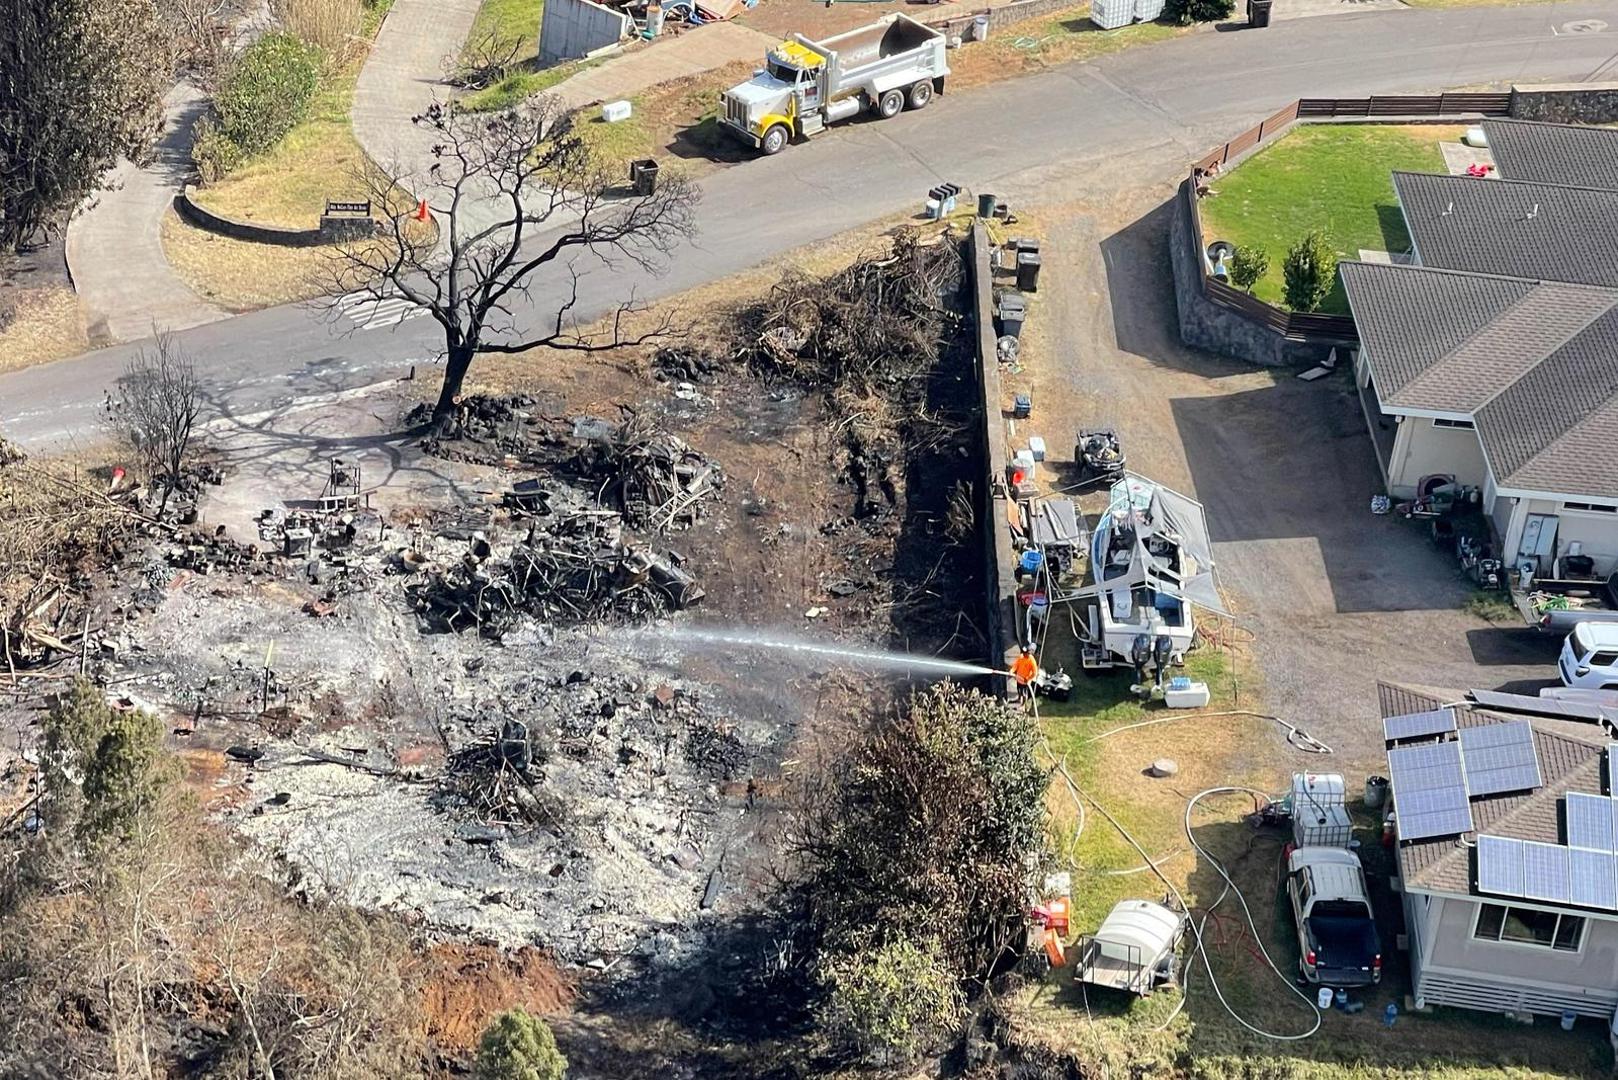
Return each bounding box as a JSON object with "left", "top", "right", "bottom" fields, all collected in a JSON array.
[{"left": 194, "top": 32, "right": 322, "bottom": 181}]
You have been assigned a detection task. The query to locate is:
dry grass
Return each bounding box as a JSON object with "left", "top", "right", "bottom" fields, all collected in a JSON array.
[
  {"left": 0, "top": 287, "right": 89, "bottom": 374},
  {"left": 161, "top": 211, "right": 333, "bottom": 310}
]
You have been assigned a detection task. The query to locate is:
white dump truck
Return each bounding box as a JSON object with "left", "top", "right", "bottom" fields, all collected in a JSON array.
[{"left": 719, "top": 13, "right": 949, "bottom": 155}]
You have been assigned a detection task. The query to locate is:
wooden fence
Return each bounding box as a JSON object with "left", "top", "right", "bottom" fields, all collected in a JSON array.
[{"left": 1186, "top": 93, "right": 1514, "bottom": 344}]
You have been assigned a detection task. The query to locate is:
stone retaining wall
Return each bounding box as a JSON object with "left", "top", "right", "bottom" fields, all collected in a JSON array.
[
  {"left": 968, "top": 223, "right": 1023, "bottom": 696},
  {"left": 1169, "top": 181, "right": 1336, "bottom": 368},
  {"left": 176, "top": 185, "right": 378, "bottom": 247},
  {"left": 1509, "top": 82, "right": 1618, "bottom": 125}
]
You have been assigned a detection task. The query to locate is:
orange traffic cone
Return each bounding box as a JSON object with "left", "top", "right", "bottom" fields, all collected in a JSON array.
[{"left": 415, "top": 198, "right": 429, "bottom": 222}]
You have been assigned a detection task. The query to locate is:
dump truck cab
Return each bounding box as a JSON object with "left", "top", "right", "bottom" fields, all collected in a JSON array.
[{"left": 721, "top": 42, "right": 827, "bottom": 155}]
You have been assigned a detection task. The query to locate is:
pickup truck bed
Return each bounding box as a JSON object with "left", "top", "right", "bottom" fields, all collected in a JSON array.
[
  {"left": 1305, "top": 913, "right": 1380, "bottom": 986},
  {"left": 1516, "top": 574, "right": 1618, "bottom": 632}
]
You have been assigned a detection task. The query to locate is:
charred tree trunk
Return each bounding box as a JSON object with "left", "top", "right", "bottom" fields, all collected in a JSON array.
[{"left": 432, "top": 345, "right": 476, "bottom": 432}]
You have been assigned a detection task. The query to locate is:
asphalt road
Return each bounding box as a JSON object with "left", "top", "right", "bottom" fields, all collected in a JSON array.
[{"left": 6, "top": 0, "right": 1617, "bottom": 449}]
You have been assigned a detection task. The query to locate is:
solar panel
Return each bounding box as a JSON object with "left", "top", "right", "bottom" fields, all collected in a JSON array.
[
  {"left": 1569, "top": 848, "right": 1618, "bottom": 911},
  {"left": 1471, "top": 689, "right": 1609, "bottom": 723},
  {"left": 1389, "top": 740, "right": 1473, "bottom": 840},
  {"left": 1566, "top": 792, "right": 1615, "bottom": 851},
  {"left": 1477, "top": 835, "right": 1525, "bottom": 897},
  {"left": 1608, "top": 743, "right": 1618, "bottom": 795},
  {"left": 1522, "top": 841, "right": 1571, "bottom": 903},
  {"left": 1383, "top": 708, "right": 1457, "bottom": 744},
  {"left": 1459, "top": 721, "right": 1542, "bottom": 796}
]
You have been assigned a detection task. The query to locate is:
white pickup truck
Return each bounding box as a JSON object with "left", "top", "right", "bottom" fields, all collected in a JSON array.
[
  {"left": 718, "top": 14, "right": 949, "bottom": 155},
  {"left": 1286, "top": 846, "right": 1382, "bottom": 987}
]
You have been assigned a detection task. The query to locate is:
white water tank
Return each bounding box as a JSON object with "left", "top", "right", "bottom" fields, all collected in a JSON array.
[
  {"left": 1092, "top": 0, "right": 1135, "bottom": 30},
  {"left": 1134, "top": 0, "right": 1166, "bottom": 20}
]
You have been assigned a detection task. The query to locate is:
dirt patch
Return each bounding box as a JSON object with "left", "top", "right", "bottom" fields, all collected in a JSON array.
[{"left": 418, "top": 942, "right": 574, "bottom": 1055}]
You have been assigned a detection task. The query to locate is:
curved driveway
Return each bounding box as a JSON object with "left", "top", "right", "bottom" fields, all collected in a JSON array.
[{"left": 7, "top": 0, "right": 1618, "bottom": 447}]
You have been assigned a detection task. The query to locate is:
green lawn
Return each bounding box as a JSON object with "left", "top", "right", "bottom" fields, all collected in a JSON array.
[
  {"left": 459, "top": 0, "right": 567, "bottom": 112},
  {"left": 463, "top": 0, "right": 544, "bottom": 58},
  {"left": 1198, "top": 124, "right": 1460, "bottom": 314}
]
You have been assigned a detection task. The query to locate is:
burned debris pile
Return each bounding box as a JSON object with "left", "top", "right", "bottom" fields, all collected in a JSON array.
[
  {"left": 738, "top": 231, "right": 966, "bottom": 519},
  {"left": 405, "top": 504, "right": 702, "bottom": 636},
  {"left": 743, "top": 230, "right": 964, "bottom": 398},
  {"left": 567, "top": 412, "right": 721, "bottom": 532}
]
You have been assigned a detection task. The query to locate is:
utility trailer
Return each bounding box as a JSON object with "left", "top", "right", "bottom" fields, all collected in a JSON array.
[
  {"left": 719, "top": 14, "right": 949, "bottom": 155},
  {"left": 1073, "top": 900, "right": 1186, "bottom": 997}
]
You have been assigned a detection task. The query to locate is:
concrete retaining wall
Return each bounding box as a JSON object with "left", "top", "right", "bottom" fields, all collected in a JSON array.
[
  {"left": 1169, "top": 182, "right": 1335, "bottom": 368},
  {"left": 968, "top": 223, "right": 1022, "bottom": 697},
  {"left": 540, "top": 0, "right": 630, "bottom": 66},
  {"left": 176, "top": 186, "right": 377, "bottom": 247},
  {"left": 1509, "top": 82, "right": 1618, "bottom": 124}
]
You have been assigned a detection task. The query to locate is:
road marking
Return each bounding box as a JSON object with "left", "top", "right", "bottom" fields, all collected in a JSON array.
[{"left": 337, "top": 291, "right": 430, "bottom": 331}]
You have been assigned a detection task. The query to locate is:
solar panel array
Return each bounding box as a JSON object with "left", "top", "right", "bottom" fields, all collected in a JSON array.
[
  {"left": 1383, "top": 708, "right": 1457, "bottom": 744},
  {"left": 1459, "top": 720, "right": 1542, "bottom": 796},
  {"left": 1388, "top": 740, "right": 1473, "bottom": 840},
  {"left": 1470, "top": 689, "right": 1612, "bottom": 724}
]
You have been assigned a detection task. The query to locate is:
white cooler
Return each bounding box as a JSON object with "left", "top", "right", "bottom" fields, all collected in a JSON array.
[{"left": 1164, "top": 678, "right": 1210, "bottom": 709}]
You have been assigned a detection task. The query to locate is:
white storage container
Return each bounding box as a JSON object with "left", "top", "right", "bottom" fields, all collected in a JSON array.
[
  {"left": 1163, "top": 679, "right": 1210, "bottom": 709},
  {"left": 1134, "top": 0, "right": 1166, "bottom": 21},
  {"left": 1293, "top": 803, "right": 1353, "bottom": 849},
  {"left": 601, "top": 100, "right": 633, "bottom": 123},
  {"left": 1291, "top": 772, "right": 1346, "bottom": 808},
  {"left": 1091, "top": 0, "right": 1136, "bottom": 30}
]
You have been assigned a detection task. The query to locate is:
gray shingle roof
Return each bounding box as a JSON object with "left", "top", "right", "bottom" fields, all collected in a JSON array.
[
  {"left": 1341, "top": 261, "right": 1618, "bottom": 499},
  {"left": 1379, "top": 683, "right": 1608, "bottom": 897},
  {"left": 1483, "top": 118, "right": 1618, "bottom": 193},
  {"left": 1475, "top": 304, "right": 1618, "bottom": 498},
  {"left": 1394, "top": 171, "right": 1618, "bottom": 288},
  {"left": 1338, "top": 261, "right": 1535, "bottom": 404}
]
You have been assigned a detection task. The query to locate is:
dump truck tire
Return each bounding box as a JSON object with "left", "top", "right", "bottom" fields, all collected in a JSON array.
[
  {"left": 907, "top": 81, "right": 933, "bottom": 110},
  {"left": 760, "top": 125, "right": 789, "bottom": 155},
  {"left": 876, "top": 89, "right": 904, "bottom": 119}
]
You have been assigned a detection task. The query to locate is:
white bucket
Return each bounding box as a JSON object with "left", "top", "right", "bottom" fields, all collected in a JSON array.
[{"left": 1316, "top": 987, "right": 1334, "bottom": 1009}]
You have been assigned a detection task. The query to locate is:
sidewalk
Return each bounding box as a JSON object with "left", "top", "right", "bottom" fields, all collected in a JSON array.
[
  {"left": 549, "top": 23, "right": 776, "bottom": 111},
  {"left": 351, "top": 0, "right": 483, "bottom": 183},
  {"left": 65, "top": 82, "right": 228, "bottom": 347}
]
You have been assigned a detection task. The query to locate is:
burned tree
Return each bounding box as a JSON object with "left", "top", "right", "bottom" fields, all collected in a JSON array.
[
  {"left": 321, "top": 99, "right": 699, "bottom": 430},
  {"left": 102, "top": 332, "right": 202, "bottom": 513}
]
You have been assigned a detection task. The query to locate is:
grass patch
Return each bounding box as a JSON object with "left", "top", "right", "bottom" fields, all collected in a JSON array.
[
  {"left": 0, "top": 286, "right": 87, "bottom": 373},
  {"left": 1464, "top": 589, "right": 1519, "bottom": 624},
  {"left": 462, "top": 0, "right": 544, "bottom": 59},
  {"left": 189, "top": 1, "right": 397, "bottom": 228},
  {"left": 462, "top": 59, "right": 588, "bottom": 112},
  {"left": 951, "top": 15, "right": 1185, "bottom": 89},
  {"left": 1198, "top": 123, "right": 1459, "bottom": 314},
  {"left": 161, "top": 211, "right": 332, "bottom": 311}
]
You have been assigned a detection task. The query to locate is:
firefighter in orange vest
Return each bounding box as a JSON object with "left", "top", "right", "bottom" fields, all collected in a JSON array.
[{"left": 1011, "top": 646, "right": 1039, "bottom": 706}]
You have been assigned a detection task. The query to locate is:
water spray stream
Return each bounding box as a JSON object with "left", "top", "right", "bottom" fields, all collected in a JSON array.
[{"left": 634, "top": 625, "right": 1005, "bottom": 678}]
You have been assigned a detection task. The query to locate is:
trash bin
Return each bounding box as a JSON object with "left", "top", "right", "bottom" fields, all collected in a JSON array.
[
  {"left": 1016, "top": 250, "right": 1042, "bottom": 292},
  {"left": 977, "top": 191, "right": 997, "bottom": 218},
  {"left": 629, "top": 158, "right": 660, "bottom": 196},
  {"left": 1364, "top": 775, "right": 1389, "bottom": 809},
  {"left": 1248, "top": 0, "right": 1272, "bottom": 26},
  {"left": 972, "top": 13, "right": 990, "bottom": 40}
]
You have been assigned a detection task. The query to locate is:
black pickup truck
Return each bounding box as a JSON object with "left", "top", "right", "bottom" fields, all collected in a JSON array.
[{"left": 1286, "top": 846, "right": 1382, "bottom": 987}]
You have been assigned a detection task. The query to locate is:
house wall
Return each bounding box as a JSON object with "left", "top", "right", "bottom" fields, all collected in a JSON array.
[
  {"left": 1386, "top": 418, "right": 1487, "bottom": 499},
  {"left": 1501, "top": 499, "right": 1618, "bottom": 576},
  {"left": 539, "top": 0, "right": 628, "bottom": 65},
  {"left": 1411, "top": 893, "right": 1618, "bottom": 1016}
]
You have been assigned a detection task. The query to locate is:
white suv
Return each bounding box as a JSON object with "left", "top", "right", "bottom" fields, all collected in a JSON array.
[{"left": 1560, "top": 622, "right": 1618, "bottom": 691}]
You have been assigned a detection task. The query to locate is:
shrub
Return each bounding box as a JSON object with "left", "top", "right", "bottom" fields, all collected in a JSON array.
[
  {"left": 39, "top": 678, "right": 175, "bottom": 843},
  {"left": 820, "top": 935, "right": 963, "bottom": 1065},
  {"left": 1228, "top": 244, "right": 1268, "bottom": 293},
  {"left": 1163, "top": 0, "right": 1234, "bottom": 24},
  {"left": 476, "top": 1009, "right": 567, "bottom": 1080},
  {"left": 194, "top": 31, "right": 321, "bottom": 178},
  {"left": 1282, "top": 230, "right": 1337, "bottom": 312}
]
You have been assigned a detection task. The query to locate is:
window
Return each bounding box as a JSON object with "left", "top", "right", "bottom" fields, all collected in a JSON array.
[
  {"left": 1432, "top": 417, "right": 1475, "bottom": 430},
  {"left": 1590, "top": 651, "right": 1618, "bottom": 668},
  {"left": 1474, "top": 903, "right": 1584, "bottom": 951},
  {"left": 1563, "top": 501, "right": 1618, "bottom": 514}
]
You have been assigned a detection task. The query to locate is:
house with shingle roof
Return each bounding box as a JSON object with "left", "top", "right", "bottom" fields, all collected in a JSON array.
[
  {"left": 1339, "top": 121, "right": 1618, "bottom": 582},
  {"left": 1379, "top": 683, "right": 1618, "bottom": 1018}
]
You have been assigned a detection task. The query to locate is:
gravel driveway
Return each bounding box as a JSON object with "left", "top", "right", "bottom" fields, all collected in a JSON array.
[{"left": 1029, "top": 182, "right": 1561, "bottom": 772}]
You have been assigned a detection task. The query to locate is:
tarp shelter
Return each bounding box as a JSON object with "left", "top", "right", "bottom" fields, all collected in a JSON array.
[{"left": 1094, "top": 475, "right": 1227, "bottom": 617}]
